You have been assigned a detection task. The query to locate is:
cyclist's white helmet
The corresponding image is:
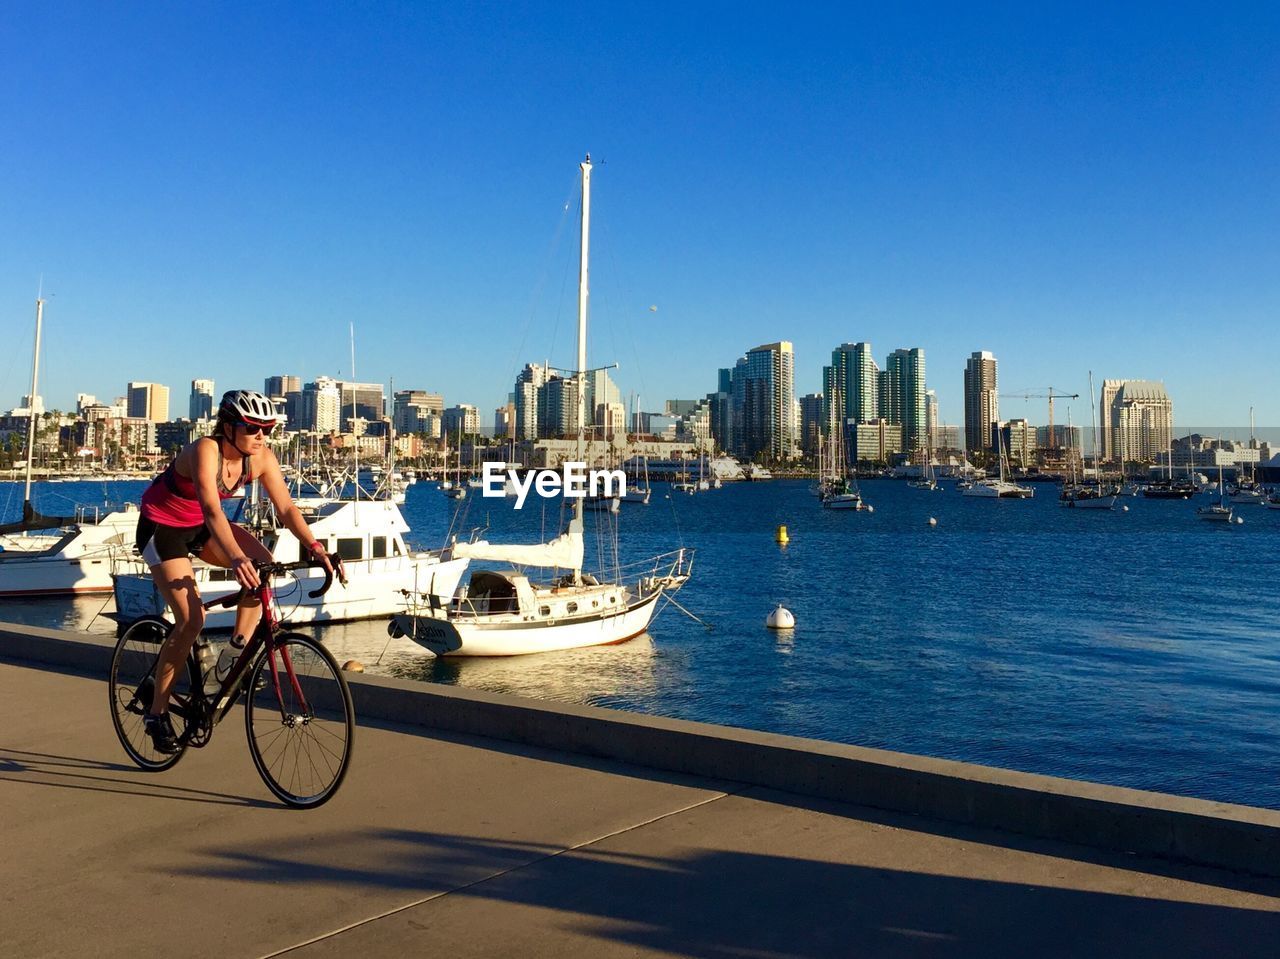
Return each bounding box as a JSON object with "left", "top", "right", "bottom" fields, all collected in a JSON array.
[{"left": 218, "top": 389, "right": 278, "bottom": 428}]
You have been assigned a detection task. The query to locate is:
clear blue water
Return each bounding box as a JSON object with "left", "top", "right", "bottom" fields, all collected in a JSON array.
[{"left": 4, "top": 476, "right": 1280, "bottom": 809}]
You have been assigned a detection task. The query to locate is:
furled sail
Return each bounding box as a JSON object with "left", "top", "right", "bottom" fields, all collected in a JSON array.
[{"left": 450, "top": 518, "right": 583, "bottom": 570}]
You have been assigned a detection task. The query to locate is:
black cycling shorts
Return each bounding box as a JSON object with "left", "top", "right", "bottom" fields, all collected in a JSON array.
[{"left": 136, "top": 517, "right": 211, "bottom": 566}]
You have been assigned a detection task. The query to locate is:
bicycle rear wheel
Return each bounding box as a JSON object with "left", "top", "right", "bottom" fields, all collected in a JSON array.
[
  {"left": 108, "top": 617, "right": 198, "bottom": 771},
  {"left": 244, "top": 632, "right": 354, "bottom": 808}
]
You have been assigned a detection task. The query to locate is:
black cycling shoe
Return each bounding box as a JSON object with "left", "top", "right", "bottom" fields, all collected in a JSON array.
[{"left": 143, "top": 712, "right": 180, "bottom": 755}]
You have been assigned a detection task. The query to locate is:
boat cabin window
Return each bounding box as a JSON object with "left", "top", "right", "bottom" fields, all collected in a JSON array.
[
  {"left": 539, "top": 605, "right": 551, "bottom": 616},
  {"left": 371, "top": 536, "right": 387, "bottom": 559},
  {"left": 567, "top": 602, "right": 578, "bottom": 614},
  {"left": 336, "top": 538, "right": 363, "bottom": 561}
]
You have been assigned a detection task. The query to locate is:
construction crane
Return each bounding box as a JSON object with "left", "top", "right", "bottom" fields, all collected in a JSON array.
[{"left": 998, "top": 388, "right": 1080, "bottom": 450}]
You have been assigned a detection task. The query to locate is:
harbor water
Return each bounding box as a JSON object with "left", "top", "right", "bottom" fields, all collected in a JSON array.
[{"left": 3, "top": 477, "right": 1279, "bottom": 810}]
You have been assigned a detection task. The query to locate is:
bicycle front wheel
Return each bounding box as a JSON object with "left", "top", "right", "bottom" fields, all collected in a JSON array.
[
  {"left": 244, "top": 632, "right": 354, "bottom": 808},
  {"left": 108, "top": 617, "right": 198, "bottom": 771}
]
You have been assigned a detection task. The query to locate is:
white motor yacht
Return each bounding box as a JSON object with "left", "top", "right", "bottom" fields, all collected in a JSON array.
[{"left": 113, "top": 498, "right": 469, "bottom": 629}]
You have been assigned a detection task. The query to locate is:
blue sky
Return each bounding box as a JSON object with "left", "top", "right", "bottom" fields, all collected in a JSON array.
[{"left": 2, "top": 2, "right": 1277, "bottom": 429}]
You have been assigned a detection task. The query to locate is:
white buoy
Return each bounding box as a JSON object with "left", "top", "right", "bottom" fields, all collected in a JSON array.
[
  {"left": 766, "top": 604, "right": 795, "bottom": 629},
  {"left": 866, "top": 505, "right": 874, "bottom": 513},
  {"left": 1235, "top": 516, "right": 1245, "bottom": 525},
  {"left": 928, "top": 517, "right": 937, "bottom": 527},
  {"left": 1121, "top": 505, "right": 1129, "bottom": 512}
]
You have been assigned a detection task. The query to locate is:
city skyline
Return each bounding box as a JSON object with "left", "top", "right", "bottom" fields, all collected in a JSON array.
[{"left": 3, "top": 6, "right": 1277, "bottom": 426}]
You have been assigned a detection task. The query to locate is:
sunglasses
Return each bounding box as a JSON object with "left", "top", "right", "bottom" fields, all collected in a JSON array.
[{"left": 237, "top": 421, "right": 275, "bottom": 436}]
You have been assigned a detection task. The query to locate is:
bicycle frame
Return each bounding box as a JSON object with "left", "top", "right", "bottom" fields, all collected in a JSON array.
[{"left": 200, "top": 572, "right": 308, "bottom": 728}]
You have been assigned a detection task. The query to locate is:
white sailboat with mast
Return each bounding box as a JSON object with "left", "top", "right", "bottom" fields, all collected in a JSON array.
[
  {"left": 0, "top": 294, "right": 144, "bottom": 596},
  {"left": 392, "top": 155, "right": 691, "bottom": 656}
]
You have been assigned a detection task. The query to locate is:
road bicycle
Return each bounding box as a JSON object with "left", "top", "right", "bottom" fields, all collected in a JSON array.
[{"left": 108, "top": 558, "right": 354, "bottom": 808}]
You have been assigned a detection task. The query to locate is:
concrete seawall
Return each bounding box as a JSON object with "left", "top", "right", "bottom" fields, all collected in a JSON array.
[{"left": 3, "top": 619, "right": 1278, "bottom": 877}]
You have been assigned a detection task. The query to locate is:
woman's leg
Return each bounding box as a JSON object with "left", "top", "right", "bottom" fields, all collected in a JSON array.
[
  {"left": 149, "top": 557, "right": 205, "bottom": 716},
  {"left": 199, "top": 524, "right": 273, "bottom": 641}
]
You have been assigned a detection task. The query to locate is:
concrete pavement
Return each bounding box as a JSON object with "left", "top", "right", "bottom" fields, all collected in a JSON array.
[{"left": 2, "top": 661, "right": 1279, "bottom": 958}]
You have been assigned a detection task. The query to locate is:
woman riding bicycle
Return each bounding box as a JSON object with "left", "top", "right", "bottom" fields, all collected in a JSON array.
[{"left": 136, "top": 389, "right": 337, "bottom": 754}]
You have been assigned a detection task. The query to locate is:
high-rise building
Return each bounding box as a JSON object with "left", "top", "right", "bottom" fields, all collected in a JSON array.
[
  {"left": 442, "top": 404, "right": 480, "bottom": 437},
  {"left": 882, "top": 348, "right": 926, "bottom": 452},
  {"left": 925, "top": 389, "right": 939, "bottom": 452},
  {"left": 265, "top": 375, "right": 301, "bottom": 398},
  {"left": 584, "top": 370, "right": 621, "bottom": 427},
  {"left": 1000, "top": 418, "right": 1037, "bottom": 467},
  {"left": 127, "top": 382, "right": 170, "bottom": 422},
  {"left": 393, "top": 390, "right": 444, "bottom": 435},
  {"left": 963, "top": 351, "right": 999, "bottom": 457},
  {"left": 299, "top": 377, "right": 341, "bottom": 432},
  {"left": 189, "top": 379, "right": 215, "bottom": 421},
  {"left": 734, "top": 342, "right": 796, "bottom": 462},
  {"left": 494, "top": 403, "right": 516, "bottom": 439},
  {"left": 799, "top": 394, "right": 823, "bottom": 456},
  {"left": 1098, "top": 380, "right": 1173, "bottom": 463},
  {"left": 514, "top": 363, "right": 549, "bottom": 441},
  {"left": 337, "top": 381, "right": 386, "bottom": 427},
  {"left": 537, "top": 377, "right": 580, "bottom": 438},
  {"left": 822, "top": 343, "right": 879, "bottom": 439}
]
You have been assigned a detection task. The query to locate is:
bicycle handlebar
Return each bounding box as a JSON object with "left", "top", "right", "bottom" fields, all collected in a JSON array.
[{"left": 210, "top": 556, "right": 338, "bottom": 609}]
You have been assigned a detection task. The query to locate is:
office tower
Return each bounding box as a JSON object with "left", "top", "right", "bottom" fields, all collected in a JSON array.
[
  {"left": 127, "top": 382, "right": 170, "bottom": 422},
  {"left": 190, "top": 379, "right": 215, "bottom": 421},
  {"left": 964, "top": 351, "right": 999, "bottom": 457},
  {"left": 265, "top": 375, "right": 301, "bottom": 398},
  {"left": 393, "top": 390, "right": 445, "bottom": 435},
  {"left": 1098, "top": 380, "right": 1173, "bottom": 463},
  {"left": 336, "top": 381, "right": 386, "bottom": 425}
]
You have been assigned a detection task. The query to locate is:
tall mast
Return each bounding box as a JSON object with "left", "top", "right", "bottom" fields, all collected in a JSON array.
[
  {"left": 575, "top": 154, "right": 591, "bottom": 523},
  {"left": 23, "top": 296, "right": 45, "bottom": 505},
  {"left": 349, "top": 322, "right": 360, "bottom": 500}
]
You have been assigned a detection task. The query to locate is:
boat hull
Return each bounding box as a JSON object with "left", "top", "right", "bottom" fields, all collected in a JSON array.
[
  {"left": 0, "top": 509, "right": 144, "bottom": 597},
  {"left": 114, "top": 555, "right": 470, "bottom": 629},
  {"left": 397, "top": 588, "right": 663, "bottom": 657}
]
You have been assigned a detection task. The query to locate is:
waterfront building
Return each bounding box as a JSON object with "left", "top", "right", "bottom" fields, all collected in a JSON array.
[
  {"left": 964, "top": 351, "right": 999, "bottom": 457},
  {"left": 1037, "top": 424, "right": 1082, "bottom": 455},
  {"left": 393, "top": 390, "right": 444, "bottom": 435},
  {"left": 442, "top": 404, "right": 480, "bottom": 438},
  {"left": 665, "top": 399, "right": 699, "bottom": 418},
  {"left": 710, "top": 369, "right": 736, "bottom": 453},
  {"left": 733, "top": 341, "right": 797, "bottom": 462},
  {"left": 849, "top": 418, "right": 903, "bottom": 465},
  {"left": 494, "top": 402, "right": 515, "bottom": 440},
  {"left": 597, "top": 401, "right": 628, "bottom": 441},
  {"left": 156, "top": 419, "right": 203, "bottom": 454},
  {"left": 513, "top": 363, "right": 549, "bottom": 441},
  {"left": 127, "top": 382, "right": 170, "bottom": 423},
  {"left": 337, "top": 381, "right": 386, "bottom": 427},
  {"left": 584, "top": 369, "right": 621, "bottom": 428},
  {"left": 799, "top": 393, "right": 823, "bottom": 456},
  {"left": 189, "top": 379, "right": 215, "bottom": 421},
  {"left": 75, "top": 394, "right": 97, "bottom": 415},
  {"left": 1000, "top": 419, "right": 1037, "bottom": 467},
  {"left": 1098, "top": 380, "right": 1173, "bottom": 463},
  {"left": 822, "top": 343, "right": 879, "bottom": 439},
  {"left": 885, "top": 347, "right": 926, "bottom": 453},
  {"left": 925, "top": 390, "right": 938, "bottom": 452},
  {"left": 299, "top": 377, "right": 341, "bottom": 433},
  {"left": 264, "top": 375, "right": 301, "bottom": 398},
  {"left": 537, "top": 376, "right": 580, "bottom": 438}
]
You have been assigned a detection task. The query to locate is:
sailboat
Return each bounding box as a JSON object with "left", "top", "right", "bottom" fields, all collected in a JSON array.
[
  {"left": 907, "top": 452, "right": 938, "bottom": 491},
  {"left": 818, "top": 419, "right": 870, "bottom": 510},
  {"left": 963, "top": 428, "right": 1033, "bottom": 498},
  {"left": 391, "top": 155, "right": 692, "bottom": 656},
  {"left": 0, "top": 295, "right": 145, "bottom": 596},
  {"left": 1197, "top": 451, "right": 1235, "bottom": 523},
  {"left": 443, "top": 432, "right": 466, "bottom": 499},
  {"left": 1059, "top": 374, "right": 1117, "bottom": 510}
]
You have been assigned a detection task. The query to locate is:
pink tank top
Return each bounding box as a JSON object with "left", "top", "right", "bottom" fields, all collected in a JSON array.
[{"left": 141, "top": 440, "right": 252, "bottom": 527}]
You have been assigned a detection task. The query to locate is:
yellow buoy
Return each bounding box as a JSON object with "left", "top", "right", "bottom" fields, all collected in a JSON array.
[
  {"left": 342, "top": 660, "right": 365, "bottom": 673},
  {"left": 776, "top": 524, "right": 789, "bottom": 545}
]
